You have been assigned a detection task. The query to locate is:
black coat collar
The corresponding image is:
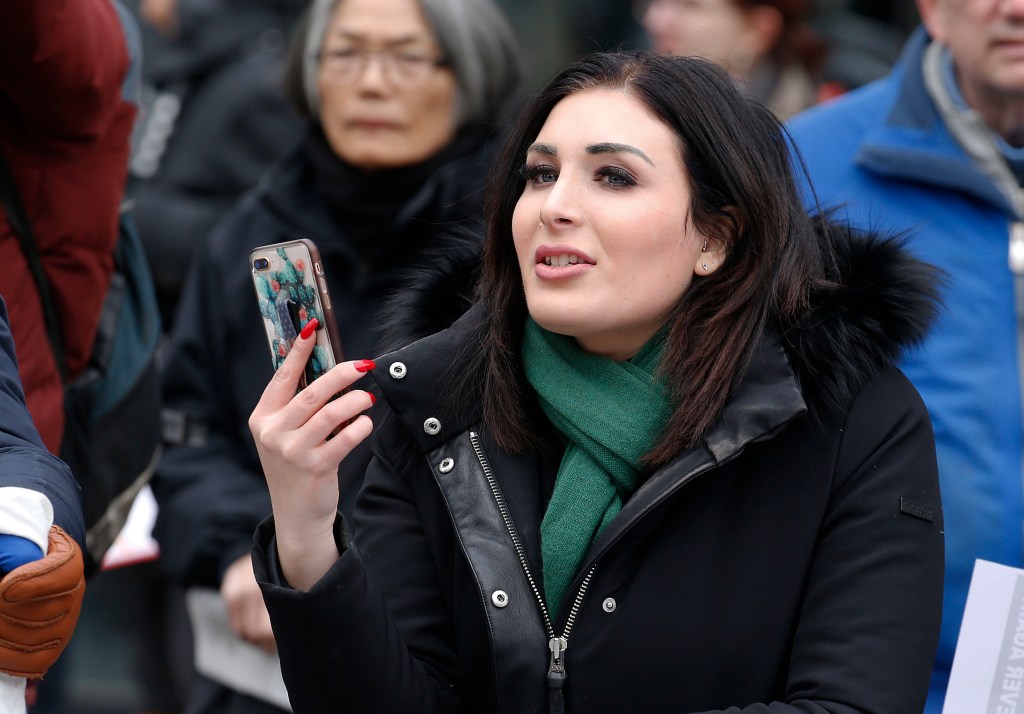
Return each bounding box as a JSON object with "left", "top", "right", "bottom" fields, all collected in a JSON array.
[
  {"left": 373, "top": 303, "right": 487, "bottom": 452},
  {"left": 373, "top": 303, "right": 805, "bottom": 475}
]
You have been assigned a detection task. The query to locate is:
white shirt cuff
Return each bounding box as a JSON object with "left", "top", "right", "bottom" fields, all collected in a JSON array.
[
  {"left": 0, "top": 672, "right": 26, "bottom": 712},
  {"left": 0, "top": 488, "right": 54, "bottom": 554}
]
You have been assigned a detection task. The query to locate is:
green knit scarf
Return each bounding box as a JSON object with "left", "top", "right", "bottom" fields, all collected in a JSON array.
[{"left": 522, "top": 318, "right": 672, "bottom": 618}]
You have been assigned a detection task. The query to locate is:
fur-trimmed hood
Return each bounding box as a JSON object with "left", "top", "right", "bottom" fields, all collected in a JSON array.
[
  {"left": 786, "top": 220, "right": 943, "bottom": 415},
  {"left": 375, "top": 221, "right": 943, "bottom": 415},
  {"left": 374, "top": 226, "right": 484, "bottom": 355}
]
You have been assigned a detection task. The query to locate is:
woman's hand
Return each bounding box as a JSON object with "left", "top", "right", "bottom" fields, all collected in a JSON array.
[
  {"left": 221, "top": 555, "right": 276, "bottom": 653},
  {"left": 248, "top": 319, "right": 375, "bottom": 590}
]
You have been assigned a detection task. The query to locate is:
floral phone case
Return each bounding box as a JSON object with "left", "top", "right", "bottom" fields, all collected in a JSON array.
[{"left": 249, "top": 239, "right": 344, "bottom": 388}]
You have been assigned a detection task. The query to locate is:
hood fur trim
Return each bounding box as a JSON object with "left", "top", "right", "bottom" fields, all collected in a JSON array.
[
  {"left": 785, "top": 220, "right": 944, "bottom": 416},
  {"left": 373, "top": 225, "right": 483, "bottom": 355}
]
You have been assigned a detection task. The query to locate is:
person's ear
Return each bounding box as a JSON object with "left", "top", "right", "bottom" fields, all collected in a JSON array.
[
  {"left": 916, "top": 0, "right": 947, "bottom": 44},
  {"left": 694, "top": 235, "right": 727, "bottom": 275},
  {"left": 693, "top": 208, "right": 738, "bottom": 276},
  {"left": 692, "top": 231, "right": 725, "bottom": 276}
]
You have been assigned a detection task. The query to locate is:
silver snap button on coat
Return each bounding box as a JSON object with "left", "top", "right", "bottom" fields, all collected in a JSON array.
[
  {"left": 602, "top": 597, "right": 616, "bottom": 613},
  {"left": 438, "top": 457, "right": 454, "bottom": 473},
  {"left": 389, "top": 362, "right": 407, "bottom": 379},
  {"left": 491, "top": 590, "right": 509, "bottom": 608},
  {"left": 423, "top": 417, "right": 441, "bottom": 435}
]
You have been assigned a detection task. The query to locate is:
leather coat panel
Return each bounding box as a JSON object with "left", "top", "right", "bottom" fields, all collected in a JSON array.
[{"left": 427, "top": 433, "right": 549, "bottom": 713}]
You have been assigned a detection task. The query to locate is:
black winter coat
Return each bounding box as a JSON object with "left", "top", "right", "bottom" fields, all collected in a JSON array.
[
  {"left": 153, "top": 134, "right": 489, "bottom": 587},
  {"left": 253, "top": 232, "right": 945, "bottom": 713}
]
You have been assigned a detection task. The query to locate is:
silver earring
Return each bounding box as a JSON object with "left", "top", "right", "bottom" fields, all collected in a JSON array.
[
  {"left": 701, "top": 238, "right": 708, "bottom": 252},
  {"left": 702, "top": 261, "right": 709, "bottom": 271}
]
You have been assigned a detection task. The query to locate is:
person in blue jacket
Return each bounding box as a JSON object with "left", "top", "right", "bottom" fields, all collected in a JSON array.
[
  {"left": 0, "top": 295, "right": 86, "bottom": 706},
  {"left": 786, "top": 1, "right": 1024, "bottom": 710}
]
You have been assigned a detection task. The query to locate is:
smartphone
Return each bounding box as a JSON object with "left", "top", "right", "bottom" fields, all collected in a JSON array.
[{"left": 249, "top": 239, "right": 344, "bottom": 389}]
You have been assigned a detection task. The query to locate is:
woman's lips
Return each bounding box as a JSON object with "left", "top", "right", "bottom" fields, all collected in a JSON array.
[
  {"left": 534, "top": 245, "right": 595, "bottom": 279},
  {"left": 348, "top": 119, "right": 401, "bottom": 130}
]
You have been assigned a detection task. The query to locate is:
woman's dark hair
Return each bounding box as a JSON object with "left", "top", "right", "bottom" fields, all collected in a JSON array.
[{"left": 471, "top": 50, "right": 831, "bottom": 466}]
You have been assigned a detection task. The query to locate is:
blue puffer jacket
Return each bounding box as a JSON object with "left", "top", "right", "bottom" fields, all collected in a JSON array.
[{"left": 787, "top": 27, "right": 1022, "bottom": 713}]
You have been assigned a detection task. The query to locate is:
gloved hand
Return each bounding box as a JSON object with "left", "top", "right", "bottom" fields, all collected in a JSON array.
[{"left": 0, "top": 526, "right": 84, "bottom": 678}]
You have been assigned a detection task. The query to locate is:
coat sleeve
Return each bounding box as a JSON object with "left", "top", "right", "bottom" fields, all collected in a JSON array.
[
  {"left": 253, "top": 427, "right": 465, "bottom": 714},
  {"left": 151, "top": 225, "right": 273, "bottom": 588},
  {"left": 0, "top": 300, "right": 84, "bottom": 550},
  {"left": 697, "top": 367, "right": 944, "bottom": 714}
]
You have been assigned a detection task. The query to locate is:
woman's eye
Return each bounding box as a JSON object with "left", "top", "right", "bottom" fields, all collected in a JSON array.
[
  {"left": 597, "top": 166, "right": 637, "bottom": 187},
  {"left": 324, "top": 48, "right": 357, "bottom": 62},
  {"left": 521, "top": 164, "right": 558, "bottom": 185}
]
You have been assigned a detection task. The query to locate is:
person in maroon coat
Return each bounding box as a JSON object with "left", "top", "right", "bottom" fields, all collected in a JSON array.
[
  {"left": 0, "top": 3, "right": 135, "bottom": 705},
  {"left": 0, "top": 0, "right": 137, "bottom": 452}
]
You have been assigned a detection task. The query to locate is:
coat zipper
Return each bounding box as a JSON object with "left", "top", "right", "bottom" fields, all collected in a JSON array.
[{"left": 469, "top": 431, "right": 596, "bottom": 709}]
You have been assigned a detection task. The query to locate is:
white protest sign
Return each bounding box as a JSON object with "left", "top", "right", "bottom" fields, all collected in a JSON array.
[
  {"left": 943, "top": 559, "right": 1024, "bottom": 714},
  {"left": 186, "top": 588, "right": 292, "bottom": 711}
]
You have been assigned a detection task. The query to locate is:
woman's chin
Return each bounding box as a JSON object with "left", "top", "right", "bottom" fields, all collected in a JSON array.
[{"left": 526, "top": 309, "right": 583, "bottom": 341}]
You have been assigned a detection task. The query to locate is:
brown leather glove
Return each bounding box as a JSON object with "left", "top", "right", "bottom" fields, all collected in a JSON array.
[{"left": 0, "top": 526, "right": 84, "bottom": 678}]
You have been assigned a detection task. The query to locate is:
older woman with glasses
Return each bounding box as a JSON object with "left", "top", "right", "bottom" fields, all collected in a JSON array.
[{"left": 150, "top": 0, "right": 521, "bottom": 711}]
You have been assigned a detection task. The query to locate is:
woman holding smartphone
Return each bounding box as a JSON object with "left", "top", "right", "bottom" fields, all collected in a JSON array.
[
  {"left": 151, "top": 0, "right": 520, "bottom": 711},
  {"left": 249, "top": 51, "right": 944, "bottom": 713}
]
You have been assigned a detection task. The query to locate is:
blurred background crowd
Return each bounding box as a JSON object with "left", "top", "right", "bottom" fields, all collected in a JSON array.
[{"left": 25, "top": 1, "right": 921, "bottom": 712}]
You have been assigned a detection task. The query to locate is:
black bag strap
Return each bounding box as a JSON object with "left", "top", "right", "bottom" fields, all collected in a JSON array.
[{"left": 0, "top": 148, "right": 69, "bottom": 382}]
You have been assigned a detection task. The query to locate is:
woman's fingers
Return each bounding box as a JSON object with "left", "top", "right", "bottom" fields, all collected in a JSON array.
[
  {"left": 320, "top": 413, "right": 374, "bottom": 465},
  {"left": 270, "top": 359, "right": 374, "bottom": 434},
  {"left": 250, "top": 347, "right": 377, "bottom": 482},
  {"left": 251, "top": 315, "right": 375, "bottom": 432},
  {"left": 305, "top": 388, "right": 375, "bottom": 442},
  {"left": 252, "top": 317, "right": 321, "bottom": 415}
]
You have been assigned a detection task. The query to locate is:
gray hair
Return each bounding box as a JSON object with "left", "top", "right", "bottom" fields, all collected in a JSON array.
[{"left": 293, "top": 0, "right": 522, "bottom": 126}]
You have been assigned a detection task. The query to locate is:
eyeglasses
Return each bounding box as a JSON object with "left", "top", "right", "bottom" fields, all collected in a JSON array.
[{"left": 319, "top": 47, "right": 450, "bottom": 86}]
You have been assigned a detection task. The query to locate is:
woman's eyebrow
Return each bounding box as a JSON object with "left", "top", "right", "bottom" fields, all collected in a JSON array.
[
  {"left": 333, "top": 30, "right": 432, "bottom": 48},
  {"left": 525, "top": 142, "right": 655, "bottom": 167},
  {"left": 526, "top": 143, "right": 557, "bottom": 156},
  {"left": 587, "top": 142, "right": 655, "bottom": 166}
]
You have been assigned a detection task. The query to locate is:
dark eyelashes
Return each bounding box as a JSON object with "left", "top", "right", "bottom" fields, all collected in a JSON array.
[
  {"left": 597, "top": 166, "right": 637, "bottom": 186},
  {"left": 519, "top": 163, "right": 554, "bottom": 181},
  {"left": 518, "top": 163, "right": 638, "bottom": 187}
]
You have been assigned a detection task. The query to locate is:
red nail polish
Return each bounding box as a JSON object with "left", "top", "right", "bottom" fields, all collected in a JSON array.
[
  {"left": 299, "top": 318, "right": 319, "bottom": 340},
  {"left": 368, "top": 392, "right": 376, "bottom": 405},
  {"left": 354, "top": 359, "right": 376, "bottom": 373}
]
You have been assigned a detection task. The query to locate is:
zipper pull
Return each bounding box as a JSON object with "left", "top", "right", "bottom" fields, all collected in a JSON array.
[
  {"left": 1010, "top": 222, "right": 1024, "bottom": 275},
  {"left": 547, "top": 636, "right": 568, "bottom": 689}
]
